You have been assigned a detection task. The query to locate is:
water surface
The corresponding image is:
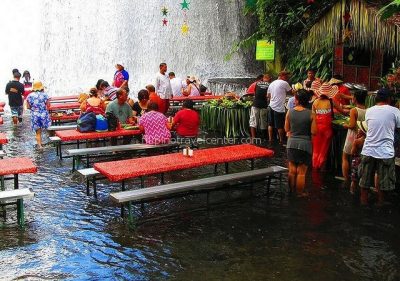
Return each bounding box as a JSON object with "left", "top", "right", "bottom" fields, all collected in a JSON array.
[{"left": 0, "top": 117, "right": 399, "bottom": 281}]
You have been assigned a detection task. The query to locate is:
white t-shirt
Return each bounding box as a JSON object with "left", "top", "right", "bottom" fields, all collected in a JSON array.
[
  {"left": 170, "top": 77, "right": 183, "bottom": 97},
  {"left": 267, "top": 79, "right": 291, "bottom": 113},
  {"left": 155, "top": 72, "right": 173, "bottom": 99},
  {"left": 361, "top": 105, "right": 400, "bottom": 159}
]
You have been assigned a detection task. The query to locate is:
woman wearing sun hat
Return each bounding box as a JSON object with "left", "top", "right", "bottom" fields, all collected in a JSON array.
[
  {"left": 182, "top": 76, "right": 200, "bottom": 97},
  {"left": 26, "top": 81, "right": 51, "bottom": 149},
  {"left": 311, "top": 82, "right": 338, "bottom": 169}
]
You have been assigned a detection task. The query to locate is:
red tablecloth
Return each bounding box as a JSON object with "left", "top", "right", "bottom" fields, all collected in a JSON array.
[
  {"left": 49, "top": 102, "right": 81, "bottom": 111},
  {"left": 55, "top": 129, "right": 141, "bottom": 141},
  {"left": 170, "top": 96, "right": 222, "bottom": 102},
  {"left": 49, "top": 95, "right": 79, "bottom": 101},
  {"left": 94, "top": 144, "right": 274, "bottom": 182},
  {"left": 0, "top": 157, "right": 37, "bottom": 176},
  {"left": 0, "top": 133, "right": 8, "bottom": 144}
]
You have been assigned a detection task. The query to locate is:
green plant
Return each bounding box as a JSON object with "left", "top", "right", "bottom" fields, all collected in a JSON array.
[{"left": 200, "top": 98, "right": 252, "bottom": 138}]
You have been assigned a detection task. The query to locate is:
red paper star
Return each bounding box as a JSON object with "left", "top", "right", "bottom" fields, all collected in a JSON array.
[{"left": 162, "top": 18, "right": 168, "bottom": 26}]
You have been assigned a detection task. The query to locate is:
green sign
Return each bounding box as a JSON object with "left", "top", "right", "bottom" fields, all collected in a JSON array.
[{"left": 256, "top": 40, "right": 275, "bottom": 61}]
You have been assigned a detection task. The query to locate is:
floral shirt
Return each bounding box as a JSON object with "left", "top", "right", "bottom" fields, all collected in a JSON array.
[
  {"left": 27, "top": 91, "right": 51, "bottom": 131},
  {"left": 139, "top": 111, "right": 171, "bottom": 144}
]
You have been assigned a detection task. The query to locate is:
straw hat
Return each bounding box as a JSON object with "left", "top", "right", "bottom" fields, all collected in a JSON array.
[
  {"left": 32, "top": 81, "right": 45, "bottom": 91},
  {"left": 328, "top": 77, "right": 343, "bottom": 85},
  {"left": 316, "top": 82, "right": 339, "bottom": 98},
  {"left": 357, "top": 120, "right": 368, "bottom": 134},
  {"left": 293, "top": 82, "right": 303, "bottom": 91}
]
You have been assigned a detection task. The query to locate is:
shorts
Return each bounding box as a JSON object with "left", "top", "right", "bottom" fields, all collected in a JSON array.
[
  {"left": 351, "top": 156, "right": 361, "bottom": 182},
  {"left": 249, "top": 107, "right": 268, "bottom": 130},
  {"left": 10, "top": 106, "right": 23, "bottom": 117},
  {"left": 267, "top": 107, "right": 285, "bottom": 129},
  {"left": 287, "top": 148, "right": 311, "bottom": 165},
  {"left": 358, "top": 155, "right": 396, "bottom": 191}
]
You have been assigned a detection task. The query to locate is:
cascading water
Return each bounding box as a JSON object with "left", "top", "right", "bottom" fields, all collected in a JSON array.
[{"left": 0, "top": 0, "right": 262, "bottom": 99}]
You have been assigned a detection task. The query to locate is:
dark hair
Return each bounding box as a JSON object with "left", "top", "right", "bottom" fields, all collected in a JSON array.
[
  {"left": 307, "top": 69, "right": 315, "bottom": 73},
  {"left": 23, "top": 70, "right": 30, "bottom": 76},
  {"left": 12, "top": 68, "right": 19, "bottom": 74},
  {"left": 96, "top": 79, "right": 104, "bottom": 90},
  {"left": 146, "top": 84, "right": 155, "bottom": 92},
  {"left": 116, "top": 89, "right": 126, "bottom": 98},
  {"left": 305, "top": 80, "right": 312, "bottom": 88},
  {"left": 375, "top": 88, "right": 392, "bottom": 103},
  {"left": 182, "top": 99, "right": 194, "bottom": 109},
  {"left": 295, "top": 89, "right": 310, "bottom": 107},
  {"left": 89, "top": 88, "right": 98, "bottom": 97},
  {"left": 147, "top": 101, "right": 159, "bottom": 111},
  {"left": 160, "top": 63, "right": 167, "bottom": 68},
  {"left": 353, "top": 90, "right": 367, "bottom": 105},
  {"left": 13, "top": 71, "right": 21, "bottom": 78},
  {"left": 100, "top": 81, "right": 110, "bottom": 88},
  {"left": 256, "top": 74, "right": 264, "bottom": 80},
  {"left": 137, "top": 89, "right": 149, "bottom": 101},
  {"left": 168, "top": 72, "right": 175, "bottom": 77}
]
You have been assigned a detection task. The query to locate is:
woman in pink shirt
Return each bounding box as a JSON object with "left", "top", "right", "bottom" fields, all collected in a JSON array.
[{"left": 139, "top": 102, "right": 171, "bottom": 144}]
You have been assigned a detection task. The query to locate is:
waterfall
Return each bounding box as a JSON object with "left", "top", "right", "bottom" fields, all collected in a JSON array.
[{"left": 0, "top": 0, "right": 262, "bottom": 98}]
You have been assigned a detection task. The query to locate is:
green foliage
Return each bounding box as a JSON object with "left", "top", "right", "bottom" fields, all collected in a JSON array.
[
  {"left": 201, "top": 98, "right": 252, "bottom": 138},
  {"left": 378, "top": 0, "right": 400, "bottom": 20},
  {"left": 286, "top": 37, "right": 333, "bottom": 82}
]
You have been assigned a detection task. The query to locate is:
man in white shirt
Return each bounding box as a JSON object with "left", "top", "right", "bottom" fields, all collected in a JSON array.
[
  {"left": 359, "top": 88, "right": 400, "bottom": 206},
  {"left": 169, "top": 72, "right": 183, "bottom": 97},
  {"left": 267, "top": 71, "right": 292, "bottom": 143},
  {"left": 155, "top": 63, "right": 173, "bottom": 114}
]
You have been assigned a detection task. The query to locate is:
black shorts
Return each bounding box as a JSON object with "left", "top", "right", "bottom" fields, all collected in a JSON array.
[
  {"left": 267, "top": 107, "right": 285, "bottom": 129},
  {"left": 287, "top": 148, "right": 311, "bottom": 165}
]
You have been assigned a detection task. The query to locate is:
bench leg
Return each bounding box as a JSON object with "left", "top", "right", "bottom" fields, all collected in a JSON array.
[
  {"left": 214, "top": 164, "right": 218, "bottom": 175},
  {"left": 120, "top": 181, "right": 126, "bottom": 217},
  {"left": 161, "top": 173, "right": 164, "bottom": 184},
  {"left": 86, "top": 178, "right": 90, "bottom": 196},
  {"left": 0, "top": 176, "right": 4, "bottom": 191},
  {"left": 14, "top": 174, "right": 18, "bottom": 190},
  {"left": 17, "top": 198, "right": 25, "bottom": 227},
  {"left": 266, "top": 176, "right": 272, "bottom": 197},
  {"left": 93, "top": 177, "right": 97, "bottom": 199},
  {"left": 251, "top": 159, "right": 254, "bottom": 170},
  {"left": 140, "top": 177, "right": 144, "bottom": 189},
  {"left": 72, "top": 156, "right": 76, "bottom": 171},
  {"left": 225, "top": 163, "right": 229, "bottom": 174},
  {"left": 127, "top": 202, "right": 135, "bottom": 226}
]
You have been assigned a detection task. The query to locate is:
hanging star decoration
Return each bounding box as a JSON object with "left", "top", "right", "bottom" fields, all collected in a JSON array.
[
  {"left": 162, "top": 18, "right": 168, "bottom": 26},
  {"left": 161, "top": 6, "right": 168, "bottom": 16},
  {"left": 181, "top": 22, "right": 189, "bottom": 35},
  {"left": 180, "top": 0, "right": 190, "bottom": 10}
]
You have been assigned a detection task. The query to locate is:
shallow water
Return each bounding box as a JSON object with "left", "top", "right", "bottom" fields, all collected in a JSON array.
[{"left": 0, "top": 117, "right": 399, "bottom": 281}]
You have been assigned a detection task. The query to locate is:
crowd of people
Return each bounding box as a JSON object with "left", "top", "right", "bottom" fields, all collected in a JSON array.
[
  {"left": 4, "top": 63, "right": 202, "bottom": 148},
  {"left": 4, "top": 64, "right": 400, "bottom": 206},
  {"left": 248, "top": 69, "right": 400, "bottom": 205}
]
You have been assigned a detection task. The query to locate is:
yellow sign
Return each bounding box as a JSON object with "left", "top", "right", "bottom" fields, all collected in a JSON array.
[{"left": 256, "top": 40, "right": 275, "bottom": 61}]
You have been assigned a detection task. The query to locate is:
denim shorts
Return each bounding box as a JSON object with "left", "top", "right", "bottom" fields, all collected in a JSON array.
[{"left": 10, "top": 106, "right": 23, "bottom": 117}]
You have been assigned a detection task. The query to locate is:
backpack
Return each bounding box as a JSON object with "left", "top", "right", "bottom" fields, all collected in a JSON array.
[
  {"left": 95, "top": 114, "right": 108, "bottom": 132},
  {"left": 106, "top": 112, "right": 119, "bottom": 131},
  {"left": 77, "top": 112, "right": 96, "bottom": 133}
]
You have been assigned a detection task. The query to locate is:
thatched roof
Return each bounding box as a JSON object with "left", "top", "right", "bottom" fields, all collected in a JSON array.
[{"left": 301, "top": 0, "right": 400, "bottom": 55}]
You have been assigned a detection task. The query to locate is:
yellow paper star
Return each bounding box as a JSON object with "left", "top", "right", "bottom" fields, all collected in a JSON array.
[{"left": 181, "top": 23, "right": 189, "bottom": 35}]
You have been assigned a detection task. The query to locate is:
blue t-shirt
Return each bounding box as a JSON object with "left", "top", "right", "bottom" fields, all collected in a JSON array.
[{"left": 114, "top": 70, "right": 129, "bottom": 88}]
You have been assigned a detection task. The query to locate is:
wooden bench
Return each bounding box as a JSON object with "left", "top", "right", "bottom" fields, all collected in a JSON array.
[
  {"left": 0, "top": 188, "right": 34, "bottom": 227},
  {"left": 48, "top": 125, "right": 77, "bottom": 132},
  {"left": 67, "top": 143, "right": 179, "bottom": 171},
  {"left": 77, "top": 168, "right": 103, "bottom": 197},
  {"left": 110, "top": 166, "right": 287, "bottom": 223}
]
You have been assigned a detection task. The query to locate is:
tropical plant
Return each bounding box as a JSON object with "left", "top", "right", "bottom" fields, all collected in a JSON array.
[
  {"left": 201, "top": 98, "right": 252, "bottom": 138},
  {"left": 378, "top": 0, "right": 400, "bottom": 20}
]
